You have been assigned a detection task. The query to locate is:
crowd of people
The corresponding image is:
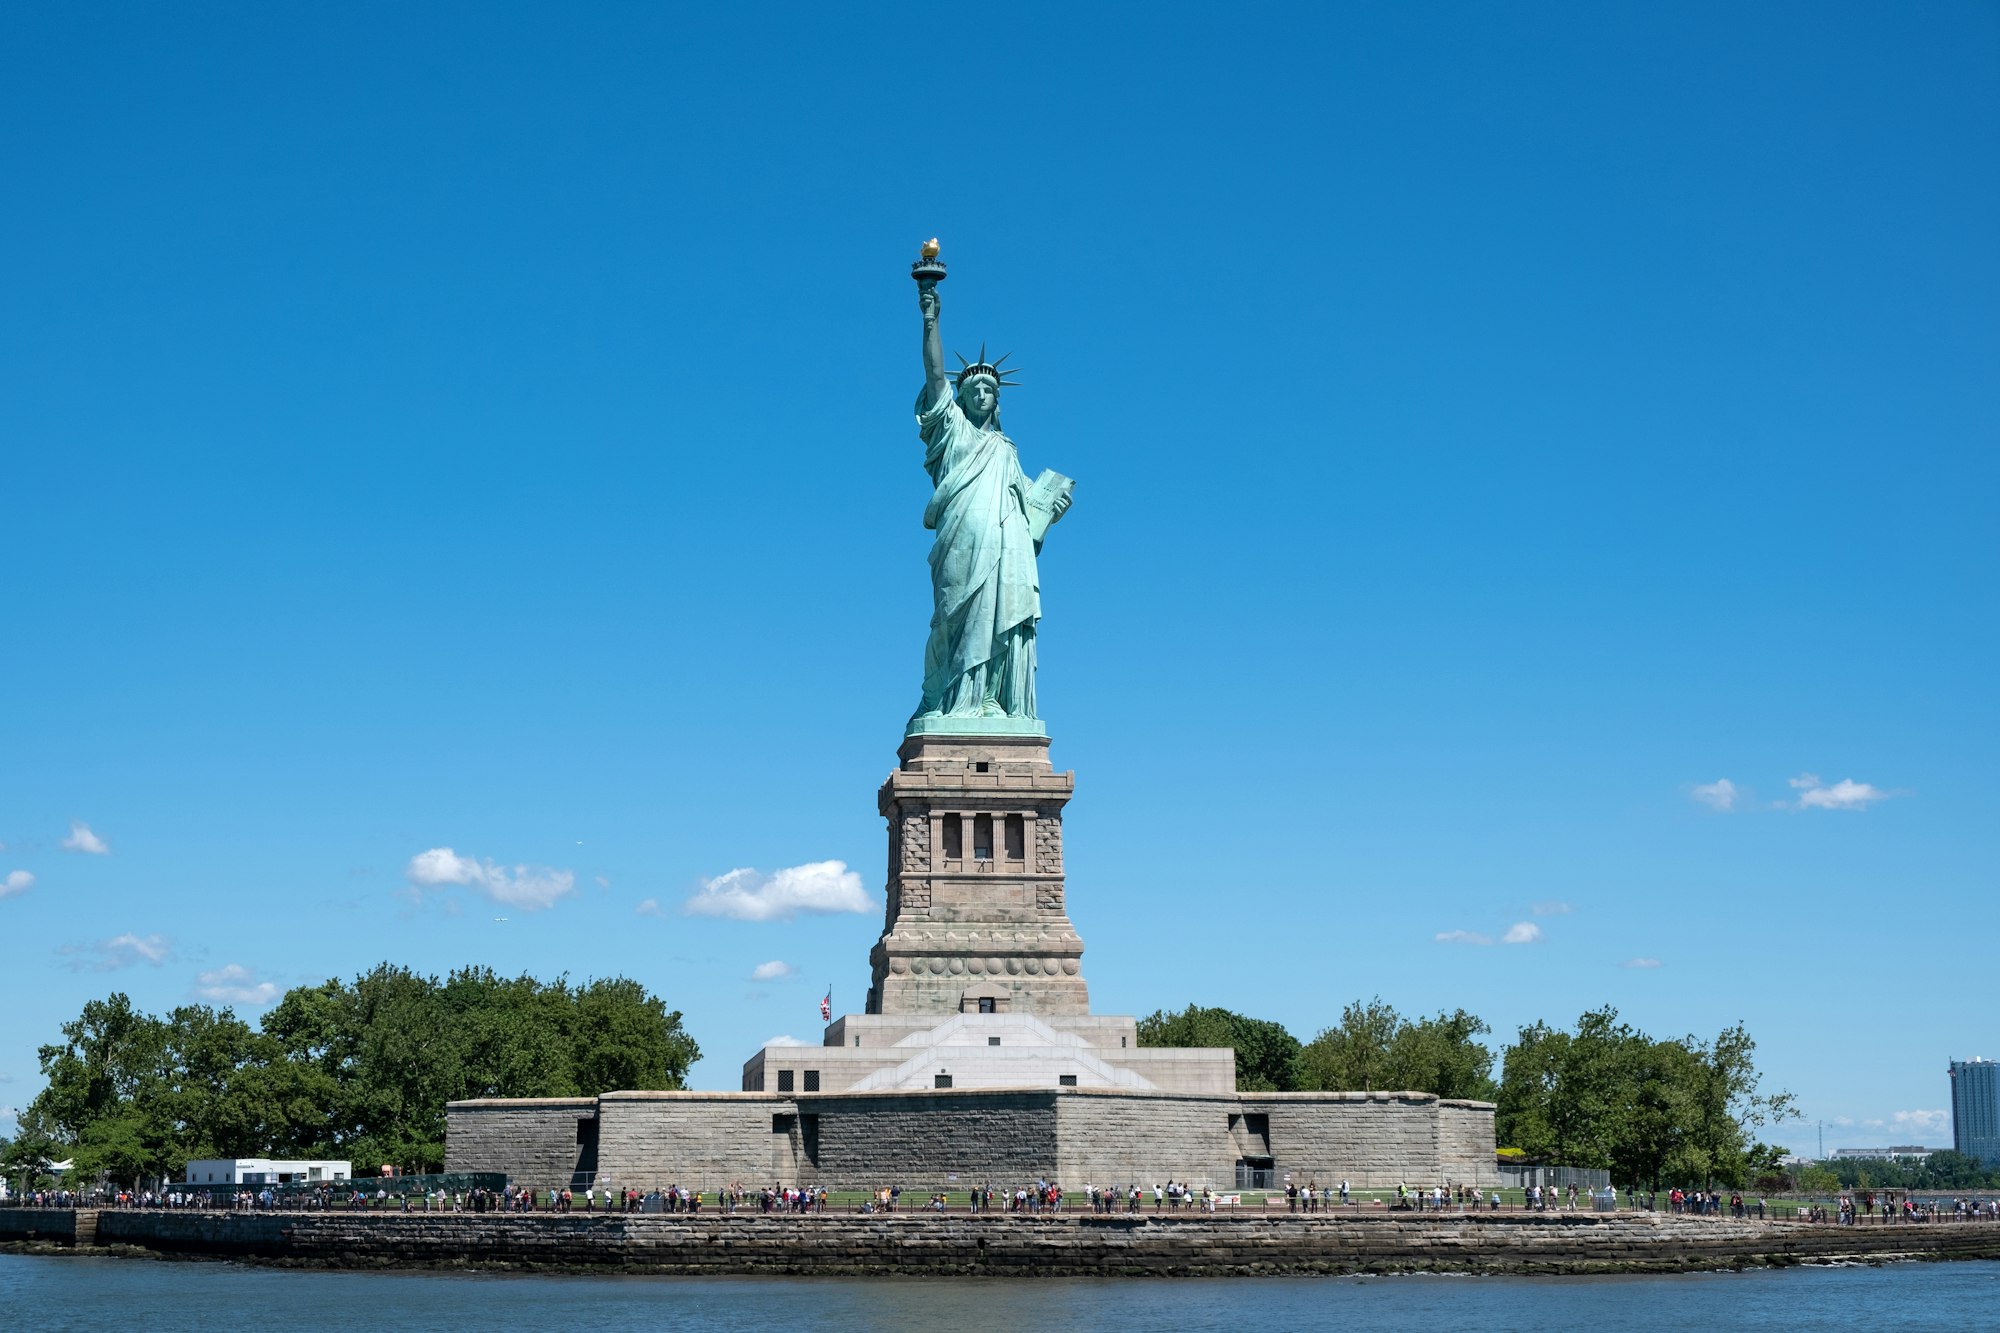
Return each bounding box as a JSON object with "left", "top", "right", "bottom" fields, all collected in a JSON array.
[
  {"left": 1827, "top": 1191, "right": 1998, "bottom": 1224},
  {"left": 16, "top": 1177, "right": 1996, "bottom": 1225},
  {"left": 1662, "top": 1188, "right": 1761, "bottom": 1217},
  {"left": 14, "top": 1188, "right": 91, "bottom": 1209}
]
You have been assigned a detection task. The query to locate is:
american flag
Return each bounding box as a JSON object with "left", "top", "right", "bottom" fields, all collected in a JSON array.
[{"left": 820, "top": 990, "right": 832, "bottom": 1021}]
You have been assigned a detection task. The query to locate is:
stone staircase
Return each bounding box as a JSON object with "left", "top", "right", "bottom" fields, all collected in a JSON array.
[{"left": 72, "top": 1209, "right": 100, "bottom": 1247}]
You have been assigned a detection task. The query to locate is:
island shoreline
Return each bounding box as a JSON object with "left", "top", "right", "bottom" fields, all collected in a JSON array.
[{"left": 6, "top": 1209, "right": 1998, "bottom": 1277}]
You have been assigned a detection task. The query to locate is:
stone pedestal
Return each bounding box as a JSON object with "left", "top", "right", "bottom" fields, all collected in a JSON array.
[{"left": 866, "top": 732, "right": 1088, "bottom": 1016}]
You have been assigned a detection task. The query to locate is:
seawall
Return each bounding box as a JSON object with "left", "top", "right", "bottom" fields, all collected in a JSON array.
[
  {"left": 448, "top": 1088, "right": 1502, "bottom": 1193},
  {"left": 6, "top": 1208, "right": 2000, "bottom": 1275}
]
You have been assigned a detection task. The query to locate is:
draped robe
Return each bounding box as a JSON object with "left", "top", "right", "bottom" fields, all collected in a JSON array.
[{"left": 910, "top": 383, "right": 1040, "bottom": 722}]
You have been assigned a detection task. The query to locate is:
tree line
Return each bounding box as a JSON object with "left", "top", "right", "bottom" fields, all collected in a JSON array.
[
  {"left": 22, "top": 976, "right": 1965, "bottom": 1196},
  {"left": 1800, "top": 1151, "right": 2000, "bottom": 1193},
  {"left": 1138, "top": 999, "right": 1801, "bottom": 1190},
  {"left": 1, "top": 964, "right": 698, "bottom": 1187}
]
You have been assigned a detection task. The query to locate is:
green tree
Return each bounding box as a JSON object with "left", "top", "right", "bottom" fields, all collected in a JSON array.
[
  {"left": 1136, "top": 1004, "right": 1302, "bottom": 1091},
  {"left": 16, "top": 965, "right": 701, "bottom": 1185},
  {"left": 1389, "top": 1008, "right": 1498, "bottom": 1100},
  {"left": 1496, "top": 1006, "right": 1794, "bottom": 1190},
  {"left": 33, "top": 993, "right": 178, "bottom": 1183},
  {"left": 1910, "top": 1150, "right": 1999, "bottom": 1190},
  {"left": 570, "top": 976, "right": 700, "bottom": 1095},
  {"left": 1665, "top": 1021, "right": 1795, "bottom": 1188},
  {"left": 0, "top": 1106, "right": 68, "bottom": 1190},
  {"left": 1298, "top": 998, "right": 1400, "bottom": 1092},
  {"left": 1298, "top": 1000, "right": 1498, "bottom": 1100}
]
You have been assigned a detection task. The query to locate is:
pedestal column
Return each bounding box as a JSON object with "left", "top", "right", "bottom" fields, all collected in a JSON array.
[{"left": 866, "top": 732, "right": 1088, "bottom": 1016}]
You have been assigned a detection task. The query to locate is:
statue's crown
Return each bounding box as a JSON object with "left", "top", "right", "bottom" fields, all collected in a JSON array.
[{"left": 954, "top": 343, "right": 1021, "bottom": 390}]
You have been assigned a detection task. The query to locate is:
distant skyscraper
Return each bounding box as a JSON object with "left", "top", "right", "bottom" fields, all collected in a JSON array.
[{"left": 1949, "top": 1058, "right": 2000, "bottom": 1166}]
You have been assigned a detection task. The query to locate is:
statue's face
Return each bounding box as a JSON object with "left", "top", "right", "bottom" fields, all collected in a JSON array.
[{"left": 963, "top": 377, "right": 997, "bottom": 422}]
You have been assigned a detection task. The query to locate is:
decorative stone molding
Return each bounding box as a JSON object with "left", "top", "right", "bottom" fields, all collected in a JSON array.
[{"left": 870, "top": 733, "right": 1087, "bottom": 1017}]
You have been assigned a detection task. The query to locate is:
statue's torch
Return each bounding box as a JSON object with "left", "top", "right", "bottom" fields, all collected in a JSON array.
[{"left": 911, "top": 237, "right": 946, "bottom": 285}]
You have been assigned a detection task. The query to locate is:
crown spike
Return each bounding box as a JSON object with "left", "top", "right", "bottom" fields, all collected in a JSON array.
[{"left": 950, "top": 342, "right": 1022, "bottom": 391}]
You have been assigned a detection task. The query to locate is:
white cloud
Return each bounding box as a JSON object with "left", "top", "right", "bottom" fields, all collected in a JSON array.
[
  {"left": 750, "top": 960, "right": 796, "bottom": 982},
  {"left": 1829, "top": 1116, "right": 1855, "bottom": 1128},
  {"left": 762, "top": 1035, "right": 807, "bottom": 1047},
  {"left": 195, "top": 964, "right": 280, "bottom": 1007},
  {"left": 1622, "top": 957, "right": 1662, "bottom": 969},
  {"left": 1531, "top": 900, "right": 1574, "bottom": 916},
  {"left": 1691, "top": 779, "right": 1738, "bottom": 812},
  {"left": 62, "top": 821, "right": 110, "bottom": 854},
  {"left": 595, "top": 875, "right": 611, "bottom": 889},
  {"left": 61, "top": 932, "right": 171, "bottom": 972},
  {"left": 404, "top": 847, "right": 576, "bottom": 911},
  {"left": 683, "top": 860, "right": 871, "bottom": 922},
  {"left": 1, "top": 870, "right": 32, "bottom": 899},
  {"left": 1892, "top": 1108, "right": 1948, "bottom": 1135},
  {"left": 1788, "top": 773, "right": 1821, "bottom": 790},
  {"left": 1792, "top": 776, "right": 1893, "bottom": 811},
  {"left": 634, "top": 898, "right": 665, "bottom": 917},
  {"left": 407, "top": 847, "right": 480, "bottom": 886},
  {"left": 1502, "top": 921, "right": 1542, "bottom": 945},
  {"left": 1435, "top": 929, "right": 1493, "bottom": 945}
]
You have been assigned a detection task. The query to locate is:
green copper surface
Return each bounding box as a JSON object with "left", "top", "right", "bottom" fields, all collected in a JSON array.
[
  {"left": 905, "top": 713, "right": 1048, "bottom": 738},
  {"left": 908, "top": 264, "right": 1072, "bottom": 736}
]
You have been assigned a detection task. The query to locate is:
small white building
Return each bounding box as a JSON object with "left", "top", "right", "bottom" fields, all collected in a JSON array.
[
  {"left": 1832, "top": 1146, "right": 1934, "bottom": 1163},
  {"left": 181, "top": 1158, "right": 351, "bottom": 1187}
]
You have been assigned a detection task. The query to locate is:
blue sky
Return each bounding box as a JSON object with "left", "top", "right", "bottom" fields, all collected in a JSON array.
[{"left": 2, "top": 3, "right": 1994, "bottom": 1154}]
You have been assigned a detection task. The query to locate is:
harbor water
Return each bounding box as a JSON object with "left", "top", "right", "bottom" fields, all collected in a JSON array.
[{"left": 3, "top": 1252, "right": 1994, "bottom": 1331}]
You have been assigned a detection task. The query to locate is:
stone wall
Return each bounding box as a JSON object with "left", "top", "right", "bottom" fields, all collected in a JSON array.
[
  {"left": 0, "top": 1209, "right": 78, "bottom": 1244},
  {"left": 1056, "top": 1090, "right": 1238, "bottom": 1188},
  {"left": 443, "top": 1098, "right": 598, "bottom": 1186},
  {"left": 595, "top": 1093, "right": 796, "bottom": 1188},
  {"left": 12, "top": 1209, "right": 2000, "bottom": 1275},
  {"left": 595, "top": 1089, "right": 1066, "bottom": 1191},
  {"left": 1235, "top": 1093, "right": 1501, "bottom": 1190},
  {"left": 816, "top": 1090, "right": 1062, "bottom": 1188},
  {"left": 1438, "top": 1100, "right": 1500, "bottom": 1188},
  {"left": 448, "top": 1087, "right": 1499, "bottom": 1194}
]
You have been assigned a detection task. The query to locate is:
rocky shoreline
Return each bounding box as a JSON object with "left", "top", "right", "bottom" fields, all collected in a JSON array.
[{"left": 6, "top": 1208, "right": 2000, "bottom": 1277}]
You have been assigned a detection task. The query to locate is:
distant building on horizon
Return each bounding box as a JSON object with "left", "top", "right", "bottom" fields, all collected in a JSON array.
[
  {"left": 1832, "top": 1136, "right": 1928, "bottom": 1160},
  {"left": 1949, "top": 1058, "right": 2000, "bottom": 1167}
]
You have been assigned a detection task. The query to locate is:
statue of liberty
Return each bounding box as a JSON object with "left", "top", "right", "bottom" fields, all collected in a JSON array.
[{"left": 909, "top": 246, "right": 1073, "bottom": 734}]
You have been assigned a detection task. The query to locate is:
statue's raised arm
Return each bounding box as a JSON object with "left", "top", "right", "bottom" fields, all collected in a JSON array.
[{"left": 918, "top": 278, "right": 950, "bottom": 410}]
